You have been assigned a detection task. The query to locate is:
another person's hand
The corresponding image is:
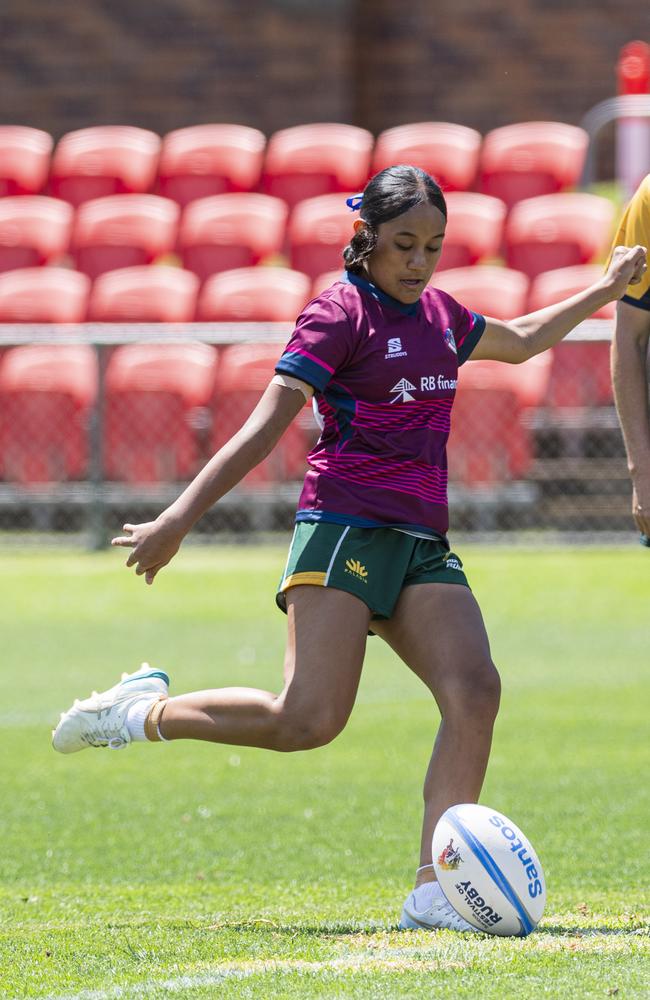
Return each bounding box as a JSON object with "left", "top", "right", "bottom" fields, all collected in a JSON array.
[
  {"left": 604, "top": 244, "right": 647, "bottom": 300},
  {"left": 111, "top": 517, "right": 184, "bottom": 584},
  {"left": 632, "top": 473, "right": 650, "bottom": 537}
]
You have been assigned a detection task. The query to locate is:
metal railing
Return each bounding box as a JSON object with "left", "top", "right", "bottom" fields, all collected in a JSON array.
[{"left": 580, "top": 94, "right": 650, "bottom": 187}]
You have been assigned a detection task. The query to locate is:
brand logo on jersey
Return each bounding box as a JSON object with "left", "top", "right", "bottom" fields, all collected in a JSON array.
[
  {"left": 421, "top": 374, "right": 458, "bottom": 392},
  {"left": 444, "top": 328, "right": 457, "bottom": 354},
  {"left": 389, "top": 378, "right": 416, "bottom": 403},
  {"left": 345, "top": 558, "right": 368, "bottom": 581},
  {"left": 385, "top": 337, "right": 408, "bottom": 359}
]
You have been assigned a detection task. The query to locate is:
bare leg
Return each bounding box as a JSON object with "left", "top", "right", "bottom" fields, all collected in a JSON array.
[
  {"left": 159, "top": 585, "right": 371, "bottom": 750},
  {"left": 373, "top": 584, "right": 500, "bottom": 885}
]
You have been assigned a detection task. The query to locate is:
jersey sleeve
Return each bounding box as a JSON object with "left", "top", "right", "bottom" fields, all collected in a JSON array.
[
  {"left": 275, "top": 296, "right": 355, "bottom": 392},
  {"left": 610, "top": 175, "right": 650, "bottom": 309},
  {"left": 454, "top": 305, "right": 486, "bottom": 365}
]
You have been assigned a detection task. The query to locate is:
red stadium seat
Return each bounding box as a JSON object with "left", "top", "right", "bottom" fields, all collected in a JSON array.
[
  {"left": 0, "top": 126, "right": 53, "bottom": 196},
  {"left": 432, "top": 265, "right": 529, "bottom": 320},
  {"left": 505, "top": 194, "right": 615, "bottom": 280},
  {"left": 288, "top": 194, "right": 356, "bottom": 281},
  {"left": 311, "top": 269, "right": 345, "bottom": 297},
  {"left": 372, "top": 122, "right": 481, "bottom": 192},
  {"left": 158, "top": 124, "right": 266, "bottom": 205},
  {"left": 197, "top": 267, "right": 310, "bottom": 321},
  {"left": 479, "top": 121, "right": 589, "bottom": 210},
  {"left": 71, "top": 194, "right": 180, "bottom": 279},
  {"left": 179, "top": 193, "right": 288, "bottom": 282},
  {"left": 262, "top": 124, "right": 373, "bottom": 209},
  {"left": 88, "top": 266, "right": 199, "bottom": 322},
  {"left": 0, "top": 197, "right": 73, "bottom": 272},
  {"left": 213, "top": 344, "right": 316, "bottom": 485},
  {"left": 528, "top": 264, "right": 615, "bottom": 319},
  {"left": 104, "top": 343, "right": 217, "bottom": 482},
  {"left": 460, "top": 353, "right": 552, "bottom": 409},
  {"left": 544, "top": 342, "right": 613, "bottom": 408},
  {"left": 448, "top": 386, "right": 533, "bottom": 484},
  {"left": 0, "top": 268, "right": 90, "bottom": 322},
  {"left": 437, "top": 193, "right": 507, "bottom": 271},
  {"left": 0, "top": 345, "right": 96, "bottom": 482},
  {"left": 50, "top": 126, "right": 161, "bottom": 206}
]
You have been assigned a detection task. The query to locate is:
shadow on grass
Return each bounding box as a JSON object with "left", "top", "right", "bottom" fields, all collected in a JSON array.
[
  {"left": 208, "top": 919, "right": 393, "bottom": 936},
  {"left": 209, "top": 919, "right": 649, "bottom": 939},
  {"left": 540, "top": 925, "right": 649, "bottom": 937}
]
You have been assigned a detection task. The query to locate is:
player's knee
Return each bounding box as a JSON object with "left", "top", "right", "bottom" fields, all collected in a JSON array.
[
  {"left": 272, "top": 701, "right": 346, "bottom": 751},
  {"left": 443, "top": 658, "right": 501, "bottom": 722},
  {"left": 479, "top": 661, "right": 501, "bottom": 718}
]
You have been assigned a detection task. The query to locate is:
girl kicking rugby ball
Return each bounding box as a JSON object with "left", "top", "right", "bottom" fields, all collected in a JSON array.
[{"left": 53, "top": 165, "right": 646, "bottom": 931}]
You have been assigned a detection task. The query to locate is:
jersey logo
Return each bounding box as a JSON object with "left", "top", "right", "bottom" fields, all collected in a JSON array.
[
  {"left": 444, "top": 328, "right": 457, "bottom": 354},
  {"left": 385, "top": 337, "right": 408, "bottom": 359},
  {"left": 389, "top": 378, "right": 416, "bottom": 403}
]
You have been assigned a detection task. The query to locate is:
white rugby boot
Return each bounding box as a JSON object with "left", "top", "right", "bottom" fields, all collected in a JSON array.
[
  {"left": 52, "top": 663, "right": 169, "bottom": 754},
  {"left": 399, "top": 881, "right": 478, "bottom": 932}
]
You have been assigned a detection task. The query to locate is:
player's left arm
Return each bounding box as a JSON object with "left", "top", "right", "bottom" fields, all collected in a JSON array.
[{"left": 468, "top": 244, "right": 647, "bottom": 364}]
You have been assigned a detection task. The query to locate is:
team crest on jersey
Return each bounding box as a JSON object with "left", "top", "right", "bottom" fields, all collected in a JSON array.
[
  {"left": 389, "top": 378, "right": 416, "bottom": 403},
  {"left": 443, "top": 328, "right": 457, "bottom": 354}
]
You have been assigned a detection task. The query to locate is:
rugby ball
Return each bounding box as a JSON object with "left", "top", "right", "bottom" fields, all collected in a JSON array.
[{"left": 432, "top": 803, "right": 546, "bottom": 936}]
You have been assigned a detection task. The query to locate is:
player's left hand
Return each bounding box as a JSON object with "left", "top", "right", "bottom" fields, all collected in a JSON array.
[{"left": 605, "top": 244, "right": 647, "bottom": 299}]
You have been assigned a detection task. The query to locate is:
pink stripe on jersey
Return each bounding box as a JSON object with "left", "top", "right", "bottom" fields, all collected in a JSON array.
[
  {"left": 353, "top": 399, "right": 453, "bottom": 434},
  {"left": 287, "top": 348, "right": 336, "bottom": 374},
  {"left": 309, "top": 451, "right": 448, "bottom": 504}
]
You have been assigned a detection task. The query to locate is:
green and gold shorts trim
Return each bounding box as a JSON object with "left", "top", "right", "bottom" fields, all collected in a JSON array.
[{"left": 276, "top": 522, "right": 469, "bottom": 620}]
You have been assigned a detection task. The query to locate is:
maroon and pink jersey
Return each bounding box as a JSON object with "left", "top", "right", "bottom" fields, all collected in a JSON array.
[{"left": 275, "top": 272, "right": 486, "bottom": 539}]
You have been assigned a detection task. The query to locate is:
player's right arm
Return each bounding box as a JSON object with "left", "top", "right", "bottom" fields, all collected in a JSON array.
[
  {"left": 611, "top": 299, "right": 650, "bottom": 535},
  {"left": 111, "top": 380, "right": 309, "bottom": 583}
]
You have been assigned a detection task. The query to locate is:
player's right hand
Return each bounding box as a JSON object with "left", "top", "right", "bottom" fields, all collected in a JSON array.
[
  {"left": 111, "top": 519, "right": 183, "bottom": 585},
  {"left": 605, "top": 244, "right": 647, "bottom": 299}
]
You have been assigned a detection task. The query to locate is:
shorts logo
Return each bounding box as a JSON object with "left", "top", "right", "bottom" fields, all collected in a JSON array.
[
  {"left": 389, "top": 378, "right": 416, "bottom": 403},
  {"left": 437, "top": 838, "right": 463, "bottom": 871},
  {"left": 444, "top": 328, "right": 458, "bottom": 354},
  {"left": 385, "top": 337, "right": 408, "bottom": 359},
  {"left": 345, "top": 558, "right": 368, "bottom": 581},
  {"left": 444, "top": 554, "right": 462, "bottom": 571}
]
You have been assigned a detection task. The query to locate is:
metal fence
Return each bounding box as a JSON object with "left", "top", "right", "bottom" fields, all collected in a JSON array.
[{"left": 0, "top": 319, "right": 636, "bottom": 547}]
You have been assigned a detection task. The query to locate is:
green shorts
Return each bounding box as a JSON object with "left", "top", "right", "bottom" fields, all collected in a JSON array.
[{"left": 276, "top": 522, "right": 469, "bottom": 620}]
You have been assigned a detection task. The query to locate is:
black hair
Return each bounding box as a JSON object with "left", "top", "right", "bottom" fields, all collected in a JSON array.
[{"left": 343, "top": 165, "right": 447, "bottom": 275}]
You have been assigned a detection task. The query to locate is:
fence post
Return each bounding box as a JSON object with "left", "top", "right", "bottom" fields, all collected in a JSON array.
[{"left": 87, "top": 341, "right": 107, "bottom": 550}]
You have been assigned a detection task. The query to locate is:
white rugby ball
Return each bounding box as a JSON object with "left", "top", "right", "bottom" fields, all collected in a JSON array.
[{"left": 432, "top": 803, "right": 546, "bottom": 936}]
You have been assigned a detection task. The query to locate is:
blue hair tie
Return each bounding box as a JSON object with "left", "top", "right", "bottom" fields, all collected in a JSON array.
[{"left": 346, "top": 194, "right": 364, "bottom": 212}]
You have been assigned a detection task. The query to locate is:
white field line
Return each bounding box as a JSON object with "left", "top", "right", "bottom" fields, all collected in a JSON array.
[
  {"left": 35, "top": 955, "right": 467, "bottom": 1000},
  {"left": 28, "top": 928, "right": 650, "bottom": 1000}
]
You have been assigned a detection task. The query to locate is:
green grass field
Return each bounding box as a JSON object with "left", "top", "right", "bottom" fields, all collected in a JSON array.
[{"left": 0, "top": 545, "right": 648, "bottom": 999}]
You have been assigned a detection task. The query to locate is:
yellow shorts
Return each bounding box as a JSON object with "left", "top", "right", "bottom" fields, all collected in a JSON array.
[{"left": 610, "top": 174, "right": 650, "bottom": 310}]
